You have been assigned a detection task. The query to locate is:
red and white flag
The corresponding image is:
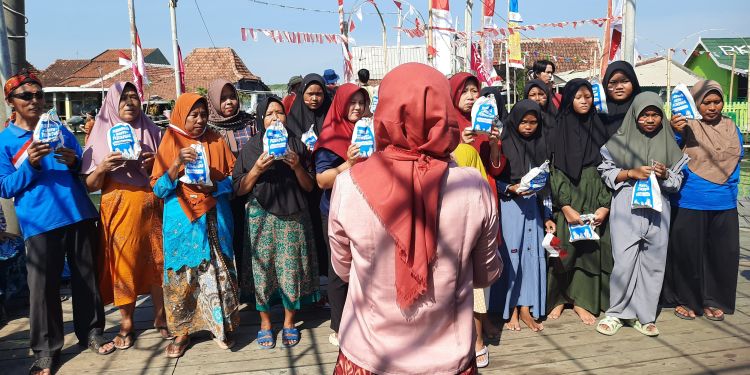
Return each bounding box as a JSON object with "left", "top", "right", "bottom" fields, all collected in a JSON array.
[
  {"left": 429, "top": 0, "right": 452, "bottom": 75},
  {"left": 177, "top": 44, "right": 186, "bottom": 94},
  {"left": 131, "top": 28, "right": 148, "bottom": 99}
]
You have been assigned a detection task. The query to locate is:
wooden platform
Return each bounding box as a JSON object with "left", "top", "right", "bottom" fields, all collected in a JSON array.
[{"left": 2, "top": 233, "right": 750, "bottom": 375}]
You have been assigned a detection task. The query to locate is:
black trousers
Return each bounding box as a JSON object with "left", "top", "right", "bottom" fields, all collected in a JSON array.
[
  {"left": 661, "top": 207, "right": 739, "bottom": 315},
  {"left": 322, "top": 215, "right": 348, "bottom": 333},
  {"left": 25, "top": 219, "right": 105, "bottom": 359}
]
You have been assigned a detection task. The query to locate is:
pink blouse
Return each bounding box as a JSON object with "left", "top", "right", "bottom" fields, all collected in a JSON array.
[{"left": 328, "top": 166, "right": 502, "bottom": 375}]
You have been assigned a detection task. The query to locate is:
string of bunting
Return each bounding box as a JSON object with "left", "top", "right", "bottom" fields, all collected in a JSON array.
[
  {"left": 240, "top": 27, "right": 343, "bottom": 44},
  {"left": 396, "top": 15, "right": 622, "bottom": 39},
  {"left": 522, "top": 51, "right": 588, "bottom": 64}
]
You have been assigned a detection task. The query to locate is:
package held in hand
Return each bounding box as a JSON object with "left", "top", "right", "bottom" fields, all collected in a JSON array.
[
  {"left": 631, "top": 172, "right": 662, "bottom": 212},
  {"left": 351, "top": 117, "right": 376, "bottom": 158},
  {"left": 591, "top": 78, "right": 609, "bottom": 114},
  {"left": 263, "top": 120, "right": 289, "bottom": 159},
  {"left": 107, "top": 123, "right": 141, "bottom": 160},
  {"left": 670, "top": 83, "right": 702, "bottom": 120},
  {"left": 543, "top": 233, "right": 567, "bottom": 258},
  {"left": 568, "top": 223, "right": 600, "bottom": 242},
  {"left": 33, "top": 109, "right": 65, "bottom": 150},
  {"left": 301, "top": 124, "right": 318, "bottom": 151},
  {"left": 180, "top": 143, "right": 213, "bottom": 186},
  {"left": 370, "top": 86, "right": 379, "bottom": 114},
  {"left": 470, "top": 94, "right": 498, "bottom": 133},
  {"left": 517, "top": 160, "right": 550, "bottom": 193}
]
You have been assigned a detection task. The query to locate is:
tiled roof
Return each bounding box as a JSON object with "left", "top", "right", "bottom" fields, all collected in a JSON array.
[
  {"left": 38, "top": 59, "right": 89, "bottom": 86},
  {"left": 493, "top": 37, "right": 600, "bottom": 72},
  {"left": 54, "top": 49, "right": 167, "bottom": 87},
  {"left": 183, "top": 48, "right": 262, "bottom": 92}
]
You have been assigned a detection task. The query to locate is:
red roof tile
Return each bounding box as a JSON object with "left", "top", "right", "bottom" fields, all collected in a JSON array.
[
  {"left": 183, "top": 48, "right": 262, "bottom": 92},
  {"left": 493, "top": 37, "right": 600, "bottom": 72},
  {"left": 39, "top": 59, "right": 89, "bottom": 86}
]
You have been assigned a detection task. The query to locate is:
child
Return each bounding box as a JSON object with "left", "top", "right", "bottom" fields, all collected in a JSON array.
[
  {"left": 497, "top": 99, "right": 554, "bottom": 332},
  {"left": 596, "top": 92, "right": 687, "bottom": 337}
]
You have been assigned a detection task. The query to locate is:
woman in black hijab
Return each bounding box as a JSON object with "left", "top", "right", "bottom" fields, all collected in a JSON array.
[
  {"left": 599, "top": 61, "right": 642, "bottom": 137},
  {"left": 547, "top": 78, "right": 613, "bottom": 327},
  {"left": 523, "top": 79, "right": 558, "bottom": 135},
  {"left": 286, "top": 73, "right": 333, "bottom": 139},
  {"left": 233, "top": 96, "right": 319, "bottom": 349}
]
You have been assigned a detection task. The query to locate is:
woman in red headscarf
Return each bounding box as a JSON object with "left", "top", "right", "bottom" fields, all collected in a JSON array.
[
  {"left": 312, "top": 82, "right": 370, "bottom": 347},
  {"left": 150, "top": 93, "right": 239, "bottom": 358},
  {"left": 448, "top": 72, "right": 505, "bottom": 366},
  {"left": 328, "top": 63, "right": 502, "bottom": 374}
]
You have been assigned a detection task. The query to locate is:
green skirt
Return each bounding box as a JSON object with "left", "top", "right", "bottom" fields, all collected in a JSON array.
[{"left": 242, "top": 198, "right": 320, "bottom": 312}]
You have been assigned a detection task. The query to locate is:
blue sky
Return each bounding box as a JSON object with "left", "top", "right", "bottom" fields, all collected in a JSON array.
[{"left": 26, "top": 0, "right": 750, "bottom": 84}]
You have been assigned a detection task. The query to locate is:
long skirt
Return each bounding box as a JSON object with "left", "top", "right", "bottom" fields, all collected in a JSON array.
[
  {"left": 661, "top": 207, "right": 739, "bottom": 316},
  {"left": 163, "top": 210, "right": 239, "bottom": 340},
  {"left": 98, "top": 181, "right": 163, "bottom": 307},
  {"left": 0, "top": 236, "right": 26, "bottom": 302},
  {"left": 242, "top": 198, "right": 319, "bottom": 311},
  {"left": 333, "top": 351, "right": 478, "bottom": 375}
]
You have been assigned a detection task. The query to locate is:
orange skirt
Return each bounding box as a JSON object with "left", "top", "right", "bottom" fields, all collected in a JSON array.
[{"left": 98, "top": 180, "right": 164, "bottom": 307}]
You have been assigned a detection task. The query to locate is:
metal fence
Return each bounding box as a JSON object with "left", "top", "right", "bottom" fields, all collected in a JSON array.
[{"left": 724, "top": 102, "right": 749, "bottom": 132}]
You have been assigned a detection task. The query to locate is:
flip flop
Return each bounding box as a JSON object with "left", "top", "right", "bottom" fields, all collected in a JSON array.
[
  {"left": 88, "top": 333, "right": 115, "bottom": 355},
  {"left": 113, "top": 332, "right": 134, "bottom": 350},
  {"left": 475, "top": 346, "right": 489, "bottom": 368},
  {"left": 28, "top": 357, "right": 56, "bottom": 375},
  {"left": 282, "top": 327, "right": 300, "bottom": 348},
  {"left": 595, "top": 316, "right": 623, "bottom": 336},
  {"left": 673, "top": 306, "right": 695, "bottom": 320},
  {"left": 165, "top": 337, "right": 190, "bottom": 358},
  {"left": 256, "top": 329, "right": 275, "bottom": 350},
  {"left": 704, "top": 307, "right": 725, "bottom": 321},
  {"left": 633, "top": 321, "right": 660, "bottom": 337}
]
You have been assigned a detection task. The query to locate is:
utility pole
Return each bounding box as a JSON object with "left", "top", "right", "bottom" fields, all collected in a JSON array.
[
  {"left": 666, "top": 48, "right": 672, "bottom": 111},
  {"left": 621, "top": 0, "right": 636, "bottom": 64},
  {"left": 396, "top": 5, "right": 402, "bottom": 66},
  {"left": 169, "top": 0, "right": 181, "bottom": 98},
  {"left": 464, "top": 0, "right": 473, "bottom": 73},
  {"left": 5, "top": 0, "right": 25, "bottom": 74},
  {"left": 729, "top": 53, "right": 736, "bottom": 102}
]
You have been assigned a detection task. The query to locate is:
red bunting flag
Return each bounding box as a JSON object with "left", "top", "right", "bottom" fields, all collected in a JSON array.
[{"left": 393, "top": 0, "right": 402, "bottom": 10}]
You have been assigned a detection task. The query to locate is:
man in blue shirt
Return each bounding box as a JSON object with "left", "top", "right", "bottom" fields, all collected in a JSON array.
[{"left": 0, "top": 71, "right": 114, "bottom": 375}]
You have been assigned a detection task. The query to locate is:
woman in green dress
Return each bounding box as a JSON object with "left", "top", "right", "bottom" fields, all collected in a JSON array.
[
  {"left": 233, "top": 96, "right": 319, "bottom": 349},
  {"left": 547, "top": 78, "right": 613, "bottom": 325}
]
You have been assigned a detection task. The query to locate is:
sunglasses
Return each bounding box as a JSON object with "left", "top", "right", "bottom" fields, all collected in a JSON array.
[{"left": 10, "top": 91, "right": 44, "bottom": 101}]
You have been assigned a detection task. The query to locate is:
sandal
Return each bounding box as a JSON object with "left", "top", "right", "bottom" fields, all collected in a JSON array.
[
  {"left": 256, "top": 329, "right": 275, "bottom": 350},
  {"left": 282, "top": 327, "right": 300, "bottom": 348},
  {"left": 674, "top": 306, "right": 695, "bottom": 320},
  {"left": 113, "top": 332, "right": 134, "bottom": 350},
  {"left": 595, "top": 316, "right": 623, "bottom": 336},
  {"left": 475, "top": 345, "right": 489, "bottom": 368},
  {"left": 633, "top": 321, "right": 659, "bottom": 337},
  {"left": 704, "top": 307, "right": 725, "bottom": 321},
  {"left": 87, "top": 333, "right": 115, "bottom": 355},
  {"left": 155, "top": 326, "right": 175, "bottom": 340},
  {"left": 164, "top": 337, "right": 190, "bottom": 358},
  {"left": 213, "top": 336, "right": 235, "bottom": 350},
  {"left": 29, "top": 357, "right": 56, "bottom": 375},
  {"left": 328, "top": 332, "right": 339, "bottom": 347}
]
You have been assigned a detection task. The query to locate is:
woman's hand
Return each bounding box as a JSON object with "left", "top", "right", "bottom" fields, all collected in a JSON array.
[
  {"left": 252, "top": 152, "right": 275, "bottom": 175},
  {"left": 591, "top": 207, "right": 610, "bottom": 226},
  {"left": 194, "top": 184, "right": 217, "bottom": 193},
  {"left": 176, "top": 147, "right": 197, "bottom": 166},
  {"left": 652, "top": 161, "right": 668, "bottom": 180},
  {"left": 561, "top": 206, "right": 583, "bottom": 225},
  {"left": 670, "top": 113, "right": 688, "bottom": 134},
  {"left": 54, "top": 147, "right": 78, "bottom": 168},
  {"left": 346, "top": 144, "right": 361, "bottom": 166},
  {"left": 283, "top": 150, "right": 302, "bottom": 170},
  {"left": 545, "top": 219, "right": 556, "bottom": 234},
  {"left": 141, "top": 151, "right": 156, "bottom": 172},
  {"left": 461, "top": 128, "right": 476, "bottom": 144},
  {"left": 508, "top": 184, "right": 533, "bottom": 196},
  {"left": 628, "top": 166, "right": 652, "bottom": 180},
  {"left": 97, "top": 152, "right": 124, "bottom": 173},
  {"left": 488, "top": 126, "right": 502, "bottom": 143}
]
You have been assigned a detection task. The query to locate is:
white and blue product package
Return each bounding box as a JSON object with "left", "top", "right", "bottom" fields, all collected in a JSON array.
[
  {"left": 107, "top": 122, "right": 141, "bottom": 160},
  {"left": 671, "top": 83, "right": 702, "bottom": 120},
  {"left": 517, "top": 160, "right": 550, "bottom": 194},
  {"left": 180, "top": 143, "right": 213, "bottom": 186},
  {"left": 33, "top": 109, "right": 65, "bottom": 150},
  {"left": 263, "top": 120, "right": 289, "bottom": 159},
  {"left": 631, "top": 172, "right": 663, "bottom": 212},
  {"left": 351, "top": 117, "right": 376, "bottom": 158},
  {"left": 370, "top": 87, "right": 379, "bottom": 114},
  {"left": 470, "top": 94, "right": 498, "bottom": 134},
  {"left": 568, "top": 213, "right": 600, "bottom": 242},
  {"left": 301, "top": 124, "right": 318, "bottom": 151},
  {"left": 590, "top": 78, "right": 609, "bottom": 114}
]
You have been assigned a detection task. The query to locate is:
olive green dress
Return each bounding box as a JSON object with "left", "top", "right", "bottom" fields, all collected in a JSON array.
[{"left": 548, "top": 165, "right": 612, "bottom": 315}]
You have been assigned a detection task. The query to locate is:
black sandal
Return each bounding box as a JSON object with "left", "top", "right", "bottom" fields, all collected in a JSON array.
[
  {"left": 165, "top": 337, "right": 190, "bottom": 358},
  {"left": 88, "top": 334, "right": 115, "bottom": 355},
  {"left": 704, "top": 307, "right": 725, "bottom": 321},
  {"left": 113, "top": 332, "right": 134, "bottom": 350},
  {"left": 29, "top": 357, "right": 56, "bottom": 375}
]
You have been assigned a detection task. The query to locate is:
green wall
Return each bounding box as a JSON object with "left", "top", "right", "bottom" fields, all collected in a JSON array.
[{"left": 685, "top": 46, "right": 742, "bottom": 101}]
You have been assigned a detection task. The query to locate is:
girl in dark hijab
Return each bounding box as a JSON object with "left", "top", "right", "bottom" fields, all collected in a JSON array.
[
  {"left": 524, "top": 79, "right": 558, "bottom": 135},
  {"left": 286, "top": 73, "right": 333, "bottom": 139},
  {"left": 548, "top": 78, "right": 612, "bottom": 327},
  {"left": 497, "top": 99, "right": 554, "bottom": 333},
  {"left": 599, "top": 61, "right": 642, "bottom": 137},
  {"left": 233, "top": 96, "right": 318, "bottom": 349}
]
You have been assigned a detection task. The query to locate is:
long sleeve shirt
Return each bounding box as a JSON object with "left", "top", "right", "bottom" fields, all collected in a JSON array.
[{"left": 328, "top": 166, "right": 502, "bottom": 375}]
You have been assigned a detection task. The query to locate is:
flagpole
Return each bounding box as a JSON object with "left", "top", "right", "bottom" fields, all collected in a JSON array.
[
  {"left": 600, "top": 0, "right": 612, "bottom": 77},
  {"left": 505, "top": 0, "right": 511, "bottom": 107},
  {"left": 428, "top": 1, "right": 434, "bottom": 66},
  {"left": 464, "top": 0, "right": 473, "bottom": 72},
  {"left": 397, "top": 6, "right": 402, "bottom": 66},
  {"left": 128, "top": 0, "right": 137, "bottom": 75},
  {"left": 169, "top": 0, "right": 181, "bottom": 98}
]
